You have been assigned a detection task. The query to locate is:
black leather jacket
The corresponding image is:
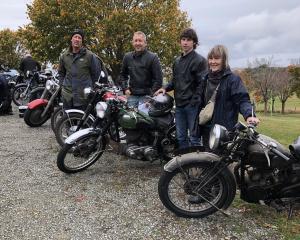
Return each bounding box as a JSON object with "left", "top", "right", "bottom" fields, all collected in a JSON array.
[
  {"left": 119, "top": 50, "right": 163, "bottom": 95},
  {"left": 165, "top": 50, "right": 207, "bottom": 107}
]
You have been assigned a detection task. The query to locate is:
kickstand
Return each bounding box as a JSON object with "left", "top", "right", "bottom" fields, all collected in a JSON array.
[{"left": 288, "top": 203, "right": 294, "bottom": 220}]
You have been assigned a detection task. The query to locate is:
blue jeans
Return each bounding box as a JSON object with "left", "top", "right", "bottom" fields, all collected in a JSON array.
[
  {"left": 127, "top": 95, "right": 147, "bottom": 108},
  {"left": 175, "top": 103, "right": 200, "bottom": 149}
]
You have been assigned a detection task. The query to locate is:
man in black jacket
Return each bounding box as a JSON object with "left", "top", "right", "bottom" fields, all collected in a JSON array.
[
  {"left": 155, "top": 28, "right": 207, "bottom": 149},
  {"left": 119, "top": 31, "right": 162, "bottom": 108},
  {"left": 19, "top": 53, "right": 41, "bottom": 74}
]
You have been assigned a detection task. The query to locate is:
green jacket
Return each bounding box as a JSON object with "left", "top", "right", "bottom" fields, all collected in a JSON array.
[{"left": 58, "top": 47, "right": 102, "bottom": 107}]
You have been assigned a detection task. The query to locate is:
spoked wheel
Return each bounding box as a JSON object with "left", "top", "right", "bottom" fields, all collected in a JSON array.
[
  {"left": 51, "top": 107, "right": 64, "bottom": 132},
  {"left": 12, "top": 84, "right": 29, "bottom": 106},
  {"left": 57, "top": 134, "right": 106, "bottom": 173},
  {"left": 158, "top": 162, "right": 231, "bottom": 218},
  {"left": 55, "top": 112, "right": 94, "bottom": 147},
  {"left": 23, "top": 106, "right": 51, "bottom": 127}
]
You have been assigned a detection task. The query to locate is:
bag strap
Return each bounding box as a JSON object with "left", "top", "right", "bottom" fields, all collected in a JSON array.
[{"left": 208, "top": 83, "right": 220, "bottom": 103}]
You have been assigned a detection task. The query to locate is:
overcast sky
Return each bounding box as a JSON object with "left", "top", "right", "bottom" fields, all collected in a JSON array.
[{"left": 0, "top": 0, "right": 299, "bottom": 68}]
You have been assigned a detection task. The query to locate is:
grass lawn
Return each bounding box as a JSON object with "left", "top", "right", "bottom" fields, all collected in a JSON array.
[
  {"left": 255, "top": 113, "right": 300, "bottom": 147},
  {"left": 236, "top": 113, "right": 300, "bottom": 239}
]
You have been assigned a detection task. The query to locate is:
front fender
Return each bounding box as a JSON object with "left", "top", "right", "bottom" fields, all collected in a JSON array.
[
  {"left": 65, "top": 109, "right": 96, "bottom": 122},
  {"left": 65, "top": 128, "right": 98, "bottom": 144},
  {"left": 164, "top": 152, "right": 221, "bottom": 172},
  {"left": 28, "top": 99, "right": 48, "bottom": 109}
]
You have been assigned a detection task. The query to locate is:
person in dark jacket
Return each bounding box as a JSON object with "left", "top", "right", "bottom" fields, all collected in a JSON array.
[
  {"left": 155, "top": 28, "right": 207, "bottom": 149},
  {"left": 200, "top": 45, "right": 260, "bottom": 146},
  {"left": 119, "top": 31, "right": 163, "bottom": 107},
  {"left": 58, "top": 29, "right": 106, "bottom": 110},
  {"left": 19, "top": 53, "right": 41, "bottom": 74}
]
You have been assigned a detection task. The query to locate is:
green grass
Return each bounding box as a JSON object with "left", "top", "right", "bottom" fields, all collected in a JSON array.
[
  {"left": 236, "top": 113, "right": 300, "bottom": 239},
  {"left": 255, "top": 113, "right": 300, "bottom": 147},
  {"left": 232, "top": 196, "right": 300, "bottom": 240},
  {"left": 255, "top": 94, "right": 300, "bottom": 113}
]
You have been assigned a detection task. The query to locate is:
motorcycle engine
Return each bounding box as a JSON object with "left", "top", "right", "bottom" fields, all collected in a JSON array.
[
  {"left": 242, "top": 167, "right": 283, "bottom": 202},
  {"left": 125, "top": 144, "right": 158, "bottom": 162}
]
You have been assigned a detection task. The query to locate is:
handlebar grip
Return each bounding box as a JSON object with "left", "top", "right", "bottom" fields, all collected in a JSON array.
[{"left": 270, "top": 148, "right": 290, "bottom": 161}]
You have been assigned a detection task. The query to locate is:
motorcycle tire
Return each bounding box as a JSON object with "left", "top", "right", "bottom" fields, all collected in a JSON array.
[
  {"left": 57, "top": 134, "right": 106, "bottom": 173},
  {"left": 12, "top": 84, "right": 28, "bottom": 106},
  {"left": 51, "top": 106, "right": 64, "bottom": 132},
  {"left": 55, "top": 112, "right": 94, "bottom": 147},
  {"left": 158, "top": 162, "right": 233, "bottom": 218},
  {"left": 24, "top": 106, "right": 51, "bottom": 127}
]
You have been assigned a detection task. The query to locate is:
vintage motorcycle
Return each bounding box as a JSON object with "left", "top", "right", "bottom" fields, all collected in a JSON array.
[
  {"left": 56, "top": 93, "right": 177, "bottom": 173},
  {"left": 23, "top": 76, "right": 61, "bottom": 127},
  {"left": 54, "top": 82, "right": 126, "bottom": 147},
  {"left": 158, "top": 122, "right": 300, "bottom": 218},
  {"left": 12, "top": 70, "right": 50, "bottom": 106}
]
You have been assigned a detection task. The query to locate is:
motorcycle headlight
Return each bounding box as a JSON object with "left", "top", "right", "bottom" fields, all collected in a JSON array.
[
  {"left": 209, "top": 124, "right": 229, "bottom": 150},
  {"left": 45, "top": 80, "right": 53, "bottom": 90},
  {"left": 95, "top": 102, "right": 108, "bottom": 118},
  {"left": 84, "top": 87, "right": 92, "bottom": 98}
]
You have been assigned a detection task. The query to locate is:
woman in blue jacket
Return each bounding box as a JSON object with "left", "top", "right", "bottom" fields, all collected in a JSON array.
[{"left": 200, "top": 45, "right": 260, "bottom": 146}]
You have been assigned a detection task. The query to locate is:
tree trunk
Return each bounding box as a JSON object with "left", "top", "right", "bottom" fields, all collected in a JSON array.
[
  {"left": 281, "top": 101, "right": 286, "bottom": 114},
  {"left": 264, "top": 100, "right": 268, "bottom": 115},
  {"left": 272, "top": 97, "right": 275, "bottom": 113}
]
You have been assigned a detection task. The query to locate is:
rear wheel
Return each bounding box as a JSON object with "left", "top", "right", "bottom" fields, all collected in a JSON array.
[
  {"left": 24, "top": 106, "right": 51, "bottom": 127},
  {"left": 158, "top": 162, "right": 232, "bottom": 218},
  {"left": 55, "top": 112, "right": 94, "bottom": 147},
  {"left": 57, "top": 134, "right": 106, "bottom": 173}
]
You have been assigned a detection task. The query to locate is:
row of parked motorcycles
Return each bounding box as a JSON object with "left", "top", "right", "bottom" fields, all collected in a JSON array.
[{"left": 5, "top": 66, "right": 300, "bottom": 219}]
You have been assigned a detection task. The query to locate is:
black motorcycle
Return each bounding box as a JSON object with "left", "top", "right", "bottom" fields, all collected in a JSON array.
[
  {"left": 12, "top": 70, "right": 49, "bottom": 106},
  {"left": 158, "top": 122, "right": 300, "bottom": 218},
  {"left": 56, "top": 93, "right": 177, "bottom": 173}
]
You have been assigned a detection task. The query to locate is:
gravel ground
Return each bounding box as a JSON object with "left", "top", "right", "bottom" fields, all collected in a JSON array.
[{"left": 0, "top": 108, "right": 283, "bottom": 240}]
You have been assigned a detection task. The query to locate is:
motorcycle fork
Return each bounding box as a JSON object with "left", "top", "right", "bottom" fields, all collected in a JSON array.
[
  {"left": 41, "top": 88, "right": 59, "bottom": 117},
  {"left": 178, "top": 158, "right": 231, "bottom": 216}
]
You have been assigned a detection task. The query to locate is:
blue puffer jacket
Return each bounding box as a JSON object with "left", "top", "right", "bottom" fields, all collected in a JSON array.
[{"left": 202, "top": 68, "right": 254, "bottom": 130}]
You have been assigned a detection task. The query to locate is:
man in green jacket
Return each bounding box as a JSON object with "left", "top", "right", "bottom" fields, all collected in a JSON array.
[{"left": 58, "top": 29, "right": 106, "bottom": 110}]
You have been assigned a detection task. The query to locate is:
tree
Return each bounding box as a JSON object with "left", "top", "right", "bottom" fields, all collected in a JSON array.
[
  {"left": 20, "top": 0, "right": 191, "bottom": 80},
  {"left": 247, "top": 58, "right": 276, "bottom": 115},
  {"left": 288, "top": 61, "right": 300, "bottom": 98},
  {"left": 0, "top": 29, "right": 24, "bottom": 69},
  {"left": 273, "top": 68, "right": 294, "bottom": 114}
]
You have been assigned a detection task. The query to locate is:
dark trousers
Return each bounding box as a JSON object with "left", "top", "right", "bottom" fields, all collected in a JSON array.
[{"left": 175, "top": 103, "right": 200, "bottom": 149}]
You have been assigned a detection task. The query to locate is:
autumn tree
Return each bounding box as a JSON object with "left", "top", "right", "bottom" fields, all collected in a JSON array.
[
  {"left": 0, "top": 29, "right": 24, "bottom": 69},
  {"left": 20, "top": 0, "right": 190, "bottom": 80},
  {"left": 272, "top": 68, "right": 294, "bottom": 114},
  {"left": 247, "top": 58, "right": 277, "bottom": 115}
]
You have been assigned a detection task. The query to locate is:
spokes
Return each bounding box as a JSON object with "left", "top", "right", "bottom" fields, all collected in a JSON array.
[{"left": 167, "top": 165, "right": 223, "bottom": 212}]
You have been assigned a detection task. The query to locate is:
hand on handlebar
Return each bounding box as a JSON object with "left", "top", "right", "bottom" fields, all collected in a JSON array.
[
  {"left": 246, "top": 116, "right": 260, "bottom": 126},
  {"left": 154, "top": 88, "right": 166, "bottom": 96}
]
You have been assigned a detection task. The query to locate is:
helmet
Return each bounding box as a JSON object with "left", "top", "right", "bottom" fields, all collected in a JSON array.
[{"left": 148, "top": 93, "right": 174, "bottom": 117}]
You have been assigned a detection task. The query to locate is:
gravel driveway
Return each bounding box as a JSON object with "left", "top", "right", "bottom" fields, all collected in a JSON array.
[{"left": 0, "top": 108, "right": 282, "bottom": 240}]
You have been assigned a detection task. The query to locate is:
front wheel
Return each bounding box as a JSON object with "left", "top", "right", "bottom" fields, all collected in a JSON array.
[
  {"left": 12, "top": 84, "right": 28, "bottom": 106},
  {"left": 55, "top": 112, "right": 94, "bottom": 147},
  {"left": 57, "top": 134, "right": 106, "bottom": 173},
  {"left": 24, "top": 106, "right": 51, "bottom": 127},
  {"left": 51, "top": 106, "right": 64, "bottom": 132},
  {"left": 158, "top": 162, "right": 233, "bottom": 218}
]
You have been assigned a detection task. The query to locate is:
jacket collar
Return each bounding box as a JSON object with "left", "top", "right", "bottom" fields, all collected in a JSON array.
[{"left": 204, "top": 67, "right": 232, "bottom": 79}]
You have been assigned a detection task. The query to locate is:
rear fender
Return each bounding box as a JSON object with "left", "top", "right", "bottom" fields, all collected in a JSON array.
[
  {"left": 28, "top": 99, "right": 48, "bottom": 109},
  {"left": 65, "top": 109, "right": 96, "bottom": 122},
  {"left": 164, "top": 152, "right": 222, "bottom": 172},
  {"left": 65, "top": 128, "right": 98, "bottom": 144}
]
